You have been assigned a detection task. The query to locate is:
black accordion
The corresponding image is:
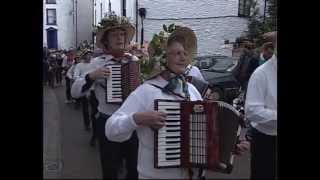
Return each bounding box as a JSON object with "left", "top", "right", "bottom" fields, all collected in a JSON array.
[
  {"left": 104, "top": 61, "right": 141, "bottom": 104},
  {"left": 154, "top": 99, "right": 242, "bottom": 173}
]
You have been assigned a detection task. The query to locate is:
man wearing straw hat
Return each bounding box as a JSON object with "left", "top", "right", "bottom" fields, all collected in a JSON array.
[
  {"left": 105, "top": 25, "right": 249, "bottom": 179},
  {"left": 71, "top": 13, "right": 138, "bottom": 179}
]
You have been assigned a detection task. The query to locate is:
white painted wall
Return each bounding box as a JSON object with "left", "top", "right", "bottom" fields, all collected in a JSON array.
[
  {"left": 136, "top": 0, "right": 250, "bottom": 56},
  {"left": 94, "top": 0, "right": 108, "bottom": 26},
  {"left": 94, "top": 0, "right": 269, "bottom": 55},
  {"left": 43, "top": 0, "right": 74, "bottom": 49},
  {"left": 76, "top": 0, "right": 94, "bottom": 45}
]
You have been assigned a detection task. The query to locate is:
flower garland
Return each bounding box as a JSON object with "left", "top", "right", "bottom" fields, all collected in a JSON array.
[{"left": 140, "top": 23, "right": 177, "bottom": 80}]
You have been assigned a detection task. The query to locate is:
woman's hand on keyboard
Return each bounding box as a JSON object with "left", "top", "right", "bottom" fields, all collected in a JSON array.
[
  {"left": 133, "top": 111, "right": 167, "bottom": 129},
  {"left": 89, "top": 67, "right": 111, "bottom": 80}
]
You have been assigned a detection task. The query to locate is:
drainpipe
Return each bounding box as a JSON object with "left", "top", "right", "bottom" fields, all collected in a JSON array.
[{"left": 75, "top": 0, "right": 78, "bottom": 48}]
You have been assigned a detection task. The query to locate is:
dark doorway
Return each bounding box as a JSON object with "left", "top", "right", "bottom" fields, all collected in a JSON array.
[{"left": 47, "top": 27, "right": 58, "bottom": 49}]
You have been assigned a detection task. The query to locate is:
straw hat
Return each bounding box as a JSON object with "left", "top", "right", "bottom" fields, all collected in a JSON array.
[
  {"left": 95, "top": 13, "right": 135, "bottom": 49},
  {"left": 146, "top": 25, "right": 197, "bottom": 80},
  {"left": 263, "top": 31, "right": 277, "bottom": 43},
  {"left": 79, "top": 48, "right": 93, "bottom": 59}
]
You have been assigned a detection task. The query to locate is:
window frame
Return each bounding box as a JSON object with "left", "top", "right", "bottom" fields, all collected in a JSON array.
[
  {"left": 46, "top": 0, "right": 56, "bottom": 4},
  {"left": 46, "top": 8, "right": 57, "bottom": 25},
  {"left": 238, "top": 0, "right": 251, "bottom": 17}
]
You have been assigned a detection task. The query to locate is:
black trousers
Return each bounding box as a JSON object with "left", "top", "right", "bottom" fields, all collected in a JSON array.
[
  {"left": 80, "top": 96, "right": 90, "bottom": 129},
  {"left": 48, "top": 70, "right": 55, "bottom": 88},
  {"left": 65, "top": 77, "right": 72, "bottom": 101},
  {"left": 43, "top": 69, "right": 48, "bottom": 85},
  {"left": 55, "top": 67, "right": 63, "bottom": 84},
  {"left": 250, "top": 127, "right": 277, "bottom": 179},
  {"left": 89, "top": 91, "right": 98, "bottom": 141},
  {"left": 96, "top": 113, "right": 138, "bottom": 179}
]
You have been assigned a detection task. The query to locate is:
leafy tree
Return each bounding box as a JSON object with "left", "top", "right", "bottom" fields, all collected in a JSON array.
[{"left": 246, "top": 0, "right": 277, "bottom": 46}]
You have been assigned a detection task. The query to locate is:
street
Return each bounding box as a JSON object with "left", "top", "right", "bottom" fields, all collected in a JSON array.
[
  {"left": 43, "top": 82, "right": 250, "bottom": 179},
  {"left": 43, "top": 84, "right": 102, "bottom": 179}
]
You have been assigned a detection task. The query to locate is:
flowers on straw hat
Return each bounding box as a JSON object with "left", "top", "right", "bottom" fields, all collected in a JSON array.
[
  {"left": 75, "top": 50, "right": 83, "bottom": 59},
  {"left": 142, "top": 23, "right": 197, "bottom": 80},
  {"left": 79, "top": 48, "right": 93, "bottom": 59},
  {"left": 95, "top": 12, "right": 135, "bottom": 49}
]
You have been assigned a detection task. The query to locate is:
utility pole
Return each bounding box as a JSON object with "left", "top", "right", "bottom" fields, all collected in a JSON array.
[
  {"left": 75, "top": 0, "right": 78, "bottom": 48},
  {"left": 109, "top": 0, "right": 112, "bottom": 14},
  {"left": 139, "top": 8, "right": 146, "bottom": 47},
  {"left": 122, "top": 0, "right": 126, "bottom": 17},
  {"left": 263, "top": 0, "right": 267, "bottom": 24},
  {"left": 92, "top": 0, "right": 95, "bottom": 46}
]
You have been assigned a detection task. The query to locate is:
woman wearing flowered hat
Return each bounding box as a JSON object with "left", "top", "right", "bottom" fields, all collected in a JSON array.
[
  {"left": 71, "top": 13, "right": 138, "bottom": 179},
  {"left": 105, "top": 24, "right": 249, "bottom": 179}
]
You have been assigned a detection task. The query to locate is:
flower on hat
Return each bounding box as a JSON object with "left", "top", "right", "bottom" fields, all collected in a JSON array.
[
  {"left": 142, "top": 23, "right": 197, "bottom": 81},
  {"left": 95, "top": 12, "right": 135, "bottom": 49}
]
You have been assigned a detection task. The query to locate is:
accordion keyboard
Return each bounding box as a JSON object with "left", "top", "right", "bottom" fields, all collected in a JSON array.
[
  {"left": 157, "top": 101, "right": 182, "bottom": 167},
  {"left": 106, "top": 64, "right": 122, "bottom": 102}
]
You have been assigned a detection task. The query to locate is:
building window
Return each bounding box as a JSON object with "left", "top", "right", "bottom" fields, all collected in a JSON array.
[
  {"left": 47, "top": 9, "right": 57, "bottom": 25},
  {"left": 238, "top": 0, "right": 251, "bottom": 17},
  {"left": 46, "top": 0, "right": 56, "bottom": 4}
]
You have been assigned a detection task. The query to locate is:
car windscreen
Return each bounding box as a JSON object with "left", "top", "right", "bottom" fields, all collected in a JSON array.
[{"left": 208, "top": 57, "right": 235, "bottom": 72}]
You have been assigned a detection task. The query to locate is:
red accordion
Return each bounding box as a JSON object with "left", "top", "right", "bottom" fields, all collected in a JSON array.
[
  {"left": 154, "top": 99, "right": 242, "bottom": 173},
  {"left": 104, "top": 61, "right": 141, "bottom": 104}
]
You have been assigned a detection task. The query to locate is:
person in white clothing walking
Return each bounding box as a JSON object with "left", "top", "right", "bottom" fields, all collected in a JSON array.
[{"left": 245, "top": 31, "right": 277, "bottom": 179}]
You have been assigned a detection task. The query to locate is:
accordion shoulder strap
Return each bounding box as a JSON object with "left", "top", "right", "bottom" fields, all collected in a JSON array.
[
  {"left": 148, "top": 83, "right": 164, "bottom": 91},
  {"left": 148, "top": 83, "right": 187, "bottom": 100}
]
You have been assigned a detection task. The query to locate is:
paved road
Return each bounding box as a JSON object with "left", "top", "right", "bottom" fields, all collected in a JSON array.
[
  {"left": 43, "top": 83, "right": 250, "bottom": 179},
  {"left": 43, "top": 86, "right": 63, "bottom": 178},
  {"left": 43, "top": 84, "right": 102, "bottom": 179}
]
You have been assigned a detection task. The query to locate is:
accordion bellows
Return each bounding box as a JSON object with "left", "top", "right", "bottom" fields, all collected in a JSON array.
[{"left": 154, "top": 99, "right": 242, "bottom": 173}]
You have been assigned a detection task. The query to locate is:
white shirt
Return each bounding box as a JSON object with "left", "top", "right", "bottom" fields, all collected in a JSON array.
[
  {"left": 186, "top": 64, "right": 205, "bottom": 81},
  {"left": 105, "top": 76, "right": 203, "bottom": 179},
  {"left": 71, "top": 53, "right": 139, "bottom": 115},
  {"left": 61, "top": 54, "right": 69, "bottom": 68},
  {"left": 73, "top": 62, "right": 91, "bottom": 80},
  {"left": 66, "top": 64, "right": 76, "bottom": 80},
  {"left": 245, "top": 55, "right": 277, "bottom": 135}
]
